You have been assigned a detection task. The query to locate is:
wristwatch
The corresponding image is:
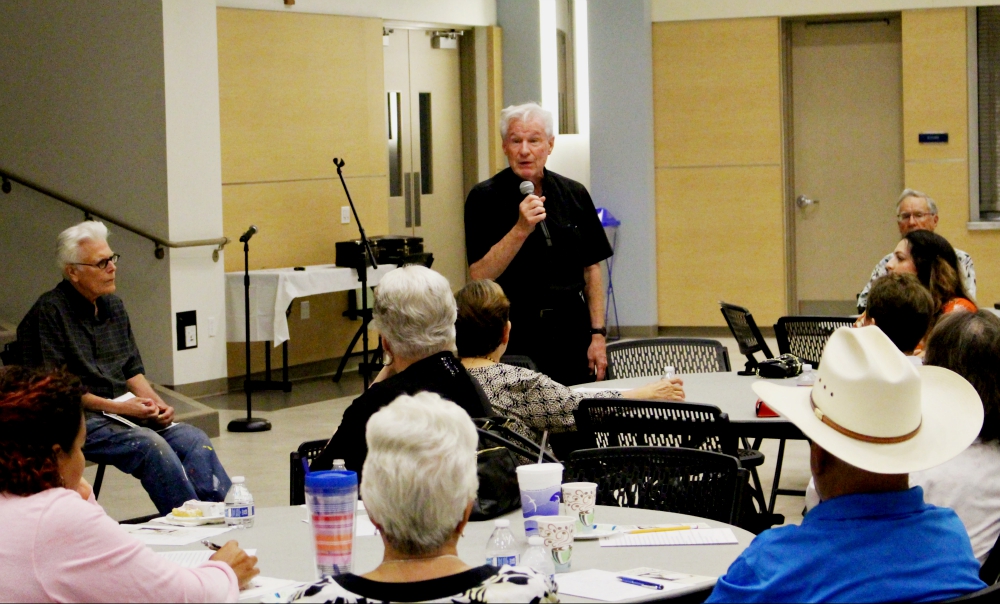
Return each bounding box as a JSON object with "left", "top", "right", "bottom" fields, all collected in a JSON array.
[{"left": 590, "top": 326, "right": 607, "bottom": 337}]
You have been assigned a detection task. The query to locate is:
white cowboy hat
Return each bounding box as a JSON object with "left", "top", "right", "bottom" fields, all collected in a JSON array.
[{"left": 752, "top": 326, "right": 983, "bottom": 474}]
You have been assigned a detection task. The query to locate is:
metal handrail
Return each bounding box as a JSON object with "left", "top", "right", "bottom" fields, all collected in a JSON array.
[{"left": 1, "top": 168, "right": 229, "bottom": 261}]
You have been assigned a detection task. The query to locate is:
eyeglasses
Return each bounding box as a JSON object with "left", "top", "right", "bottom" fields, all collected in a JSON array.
[
  {"left": 897, "top": 211, "right": 933, "bottom": 222},
  {"left": 72, "top": 253, "right": 120, "bottom": 270}
]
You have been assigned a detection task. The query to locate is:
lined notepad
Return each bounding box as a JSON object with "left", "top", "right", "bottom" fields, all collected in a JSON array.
[
  {"left": 157, "top": 549, "right": 256, "bottom": 567},
  {"left": 600, "top": 528, "right": 738, "bottom": 547}
]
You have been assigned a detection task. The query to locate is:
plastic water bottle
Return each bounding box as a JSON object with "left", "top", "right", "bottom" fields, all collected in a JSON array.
[
  {"left": 798, "top": 364, "right": 816, "bottom": 387},
  {"left": 521, "top": 535, "right": 555, "bottom": 581},
  {"left": 663, "top": 365, "right": 676, "bottom": 381},
  {"left": 224, "top": 476, "right": 255, "bottom": 528},
  {"left": 485, "top": 519, "right": 519, "bottom": 567},
  {"left": 332, "top": 459, "right": 347, "bottom": 471}
]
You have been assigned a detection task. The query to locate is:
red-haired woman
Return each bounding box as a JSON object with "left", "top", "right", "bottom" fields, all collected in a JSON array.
[{"left": 0, "top": 367, "right": 258, "bottom": 602}]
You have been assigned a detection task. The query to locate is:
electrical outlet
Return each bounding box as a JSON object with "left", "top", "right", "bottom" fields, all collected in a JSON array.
[
  {"left": 341, "top": 206, "right": 350, "bottom": 224},
  {"left": 207, "top": 317, "right": 217, "bottom": 337},
  {"left": 300, "top": 300, "right": 310, "bottom": 320},
  {"left": 176, "top": 310, "right": 198, "bottom": 351}
]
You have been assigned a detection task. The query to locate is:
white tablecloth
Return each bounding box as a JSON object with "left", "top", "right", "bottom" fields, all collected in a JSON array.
[{"left": 225, "top": 264, "right": 395, "bottom": 345}]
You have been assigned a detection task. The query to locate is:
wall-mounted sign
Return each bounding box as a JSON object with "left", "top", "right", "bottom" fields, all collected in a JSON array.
[{"left": 919, "top": 132, "right": 949, "bottom": 143}]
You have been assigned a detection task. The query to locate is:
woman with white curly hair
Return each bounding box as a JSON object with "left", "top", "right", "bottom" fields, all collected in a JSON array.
[
  {"left": 311, "top": 393, "right": 557, "bottom": 602},
  {"left": 312, "top": 266, "right": 491, "bottom": 478}
]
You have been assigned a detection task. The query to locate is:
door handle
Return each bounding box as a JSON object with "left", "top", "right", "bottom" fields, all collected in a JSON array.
[
  {"left": 796, "top": 195, "right": 820, "bottom": 209},
  {"left": 413, "top": 171, "right": 421, "bottom": 227},
  {"left": 404, "top": 172, "right": 412, "bottom": 227}
]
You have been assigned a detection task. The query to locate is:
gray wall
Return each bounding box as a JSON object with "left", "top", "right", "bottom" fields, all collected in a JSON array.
[
  {"left": 588, "top": 0, "right": 658, "bottom": 330},
  {"left": 0, "top": 0, "right": 174, "bottom": 382},
  {"left": 497, "top": 0, "right": 542, "bottom": 106}
]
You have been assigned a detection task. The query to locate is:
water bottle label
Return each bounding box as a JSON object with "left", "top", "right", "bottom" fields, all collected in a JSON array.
[
  {"left": 486, "top": 555, "right": 519, "bottom": 567},
  {"left": 226, "top": 505, "right": 254, "bottom": 518}
]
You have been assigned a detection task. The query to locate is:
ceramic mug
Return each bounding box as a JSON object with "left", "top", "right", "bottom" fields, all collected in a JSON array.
[
  {"left": 534, "top": 515, "right": 575, "bottom": 572},
  {"left": 561, "top": 482, "right": 597, "bottom": 534}
]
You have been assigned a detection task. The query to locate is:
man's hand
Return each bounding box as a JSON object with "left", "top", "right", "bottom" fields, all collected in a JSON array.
[
  {"left": 515, "top": 194, "right": 547, "bottom": 237},
  {"left": 119, "top": 397, "right": 160, "bottom": 420},
  {"left": 588, "top": 334, "right": 608, "bottom": 381},
  {"left": 153, "top": 400, "right": 175, "bottom": 426}
]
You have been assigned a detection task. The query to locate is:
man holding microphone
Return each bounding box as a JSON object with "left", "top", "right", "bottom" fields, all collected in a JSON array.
[{"left": 464, "top": 102, "right": 612, "bottom": 386}]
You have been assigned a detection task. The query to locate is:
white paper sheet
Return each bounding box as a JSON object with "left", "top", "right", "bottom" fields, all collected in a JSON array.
[
  {"left": 572, "top": 387, "right": 622, "bottom": 395},
  {"left": 558, "top": 568, "right": 716, "bottom": 602},
  {"left": 123, "top": 524, "right": 232, "bottom": 546},
  {"left": 600, "top": 527, "right": 738, "bottom": 547},
  {"left": 157, "top": 549, "right": 257, "bottom": 568}
]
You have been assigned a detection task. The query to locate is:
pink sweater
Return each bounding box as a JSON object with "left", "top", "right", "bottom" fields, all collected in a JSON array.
[{"left": 0, "top": 488, "right": 238, "bottom": 603}]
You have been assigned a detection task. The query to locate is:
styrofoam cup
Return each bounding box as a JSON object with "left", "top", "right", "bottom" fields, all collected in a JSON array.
[{"left": 516, "top": 463, "right": 564, "bottom": 535}]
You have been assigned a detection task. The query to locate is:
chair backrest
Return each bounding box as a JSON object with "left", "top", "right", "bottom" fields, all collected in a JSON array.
[
  {"left": 573, "top": 399, "right": 736, "bottom": 456},
  {"left": 565, "top": 446, "right": 748, "bottom": 525},
  {"left": 720, "top": 302, "right": 774, "bottom": 359},
  {"left": 500, "top": 355, "right": 538, "bottom": 372},
  {"left": 289, "top": 439, "right": 331, "bottom": 506},
  {"left": 0, "top": 340, "right": 21, "bottom": 366},
  {"left": 940, "top": 582, "right": 1000, "bottom": 603},
  {"left": 979, "top": 530, "right": 1000, "bottom": 585},
  {"left": 606, "top": 337, "right": 730, "bottom": 379},
  {"left": 773, "top": 316, "right": 854, "bottom": 368}
]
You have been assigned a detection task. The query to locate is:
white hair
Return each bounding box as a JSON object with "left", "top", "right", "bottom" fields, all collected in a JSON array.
[
  {"left": 897, "top": 188, "right": 938, "bottom": 216},
  {"left": 372, "top": 265, "right": 456, "bottom": 359},
  {"left": 361, "top": 392, "right": 479, "bottom": 555},
  {"left": 500, "top": 102, "right": 554, "bottom": 140},
  {"left": 56, "top": 221, "right": 109, "bottom": 269}
]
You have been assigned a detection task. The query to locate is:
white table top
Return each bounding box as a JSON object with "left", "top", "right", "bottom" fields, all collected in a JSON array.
[
  {"left": 574, "top": 372, "right": 805, "bottom": 439},
  {"left": 153, "top": 505, "right": 753, "bottom": 602},
  {"left": 225, "top": 264, "right": 395, "bottom": 345}
]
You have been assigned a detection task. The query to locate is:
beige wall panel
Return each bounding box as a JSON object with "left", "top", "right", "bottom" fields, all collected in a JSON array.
[
  {"left": 221, "top": 177, "right": 388, "bottom": 272},
  {"left": 488, "top": 26, "right": 505, "bottom": 175},
  {"left": 656, "top": 166, "right": 786, "bottom": 326},
  {"left": 652, "top": 18, "right": 782, "bottom": 168},
  {"left": 217, "top": 9, "right": 386, "bottom": 183},
  {"left": 901, "top": 8, "right": 967, "bottom": 162}
]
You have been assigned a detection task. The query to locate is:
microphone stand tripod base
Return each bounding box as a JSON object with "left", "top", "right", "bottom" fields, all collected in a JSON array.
[{"left": 227, "top": 417, "right": 272, "bottom": 432}]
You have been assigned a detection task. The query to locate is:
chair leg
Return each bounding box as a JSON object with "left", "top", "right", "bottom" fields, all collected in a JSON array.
[
  {"left": 740, "top": 437, "right": 769, "bottom": 514},
  {"left": 93, "top": 463, "right": 106, "bottom": 500},
  {"left": 767, "top": 439, "right": 787, "bottom": 514}
]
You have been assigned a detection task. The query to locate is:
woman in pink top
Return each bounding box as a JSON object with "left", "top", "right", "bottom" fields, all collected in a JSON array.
[{"left": 0, "top": 367, "right": 258, "bottom": 603}]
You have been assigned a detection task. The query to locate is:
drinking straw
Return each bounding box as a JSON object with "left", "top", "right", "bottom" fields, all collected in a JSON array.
[{"left": 537, "top": 430, "right": 549, "bottom": 464}]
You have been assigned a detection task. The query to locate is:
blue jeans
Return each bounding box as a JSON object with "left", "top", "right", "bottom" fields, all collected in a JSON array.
[{"left": 83, "top": 413, "right": 232, "bottom": 515}]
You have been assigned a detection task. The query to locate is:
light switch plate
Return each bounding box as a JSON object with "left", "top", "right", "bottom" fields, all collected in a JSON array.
[
  {"left": 341, "top": 206, "right": 350, "bottom": 224},
  {"left": 207, "top": 317, "right": 217, "bottom": 337},
  {"left": 300, "top": 300, "right": 310, "bottom": 320}
]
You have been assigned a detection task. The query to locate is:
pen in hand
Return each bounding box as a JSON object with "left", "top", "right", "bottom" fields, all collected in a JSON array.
[{"left": 201, "top": 539, "right": 222, "bottom": 551}]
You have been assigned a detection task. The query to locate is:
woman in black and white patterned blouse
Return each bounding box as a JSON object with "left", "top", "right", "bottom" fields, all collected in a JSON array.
[{"left": 455, "top": 280, "right": 685, "bottom": 444}]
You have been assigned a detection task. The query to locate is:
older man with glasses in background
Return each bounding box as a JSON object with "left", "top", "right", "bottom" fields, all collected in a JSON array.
[
  {"left": 16, "top": 220, "right": 231, "bottom": 515},
  {"left": 857, "top": 189, "right": 976, "bottom": 312}
]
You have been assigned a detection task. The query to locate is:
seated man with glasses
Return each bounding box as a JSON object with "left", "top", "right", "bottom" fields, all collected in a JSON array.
[
  {"left": 16, "top": 221, "right": 231, "bottom": 515},
  {"left": 857, "top": 189, "right": 975, "bottom": 312}
]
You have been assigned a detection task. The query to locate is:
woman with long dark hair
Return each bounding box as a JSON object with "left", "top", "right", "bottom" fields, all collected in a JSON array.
[{"left": 888, "top": 229, "right": 976, "bottom": 315}]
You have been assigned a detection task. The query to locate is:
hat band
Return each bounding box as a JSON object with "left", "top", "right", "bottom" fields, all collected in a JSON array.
[{"left": 810, "top": 394, "right": 921, "bottom": 444}]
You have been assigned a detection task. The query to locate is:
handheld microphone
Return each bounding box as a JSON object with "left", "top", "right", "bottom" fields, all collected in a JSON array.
[
  {"left": 519, "top": 181, "right": 552, "bottom": 247},
  {"left": 239, "top": 225, "right": 258, "bottom": 243}
]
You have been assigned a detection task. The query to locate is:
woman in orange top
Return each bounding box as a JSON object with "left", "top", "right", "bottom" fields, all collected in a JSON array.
[{"left": 887, "top": 229, "right": 976, "bottom": 316}]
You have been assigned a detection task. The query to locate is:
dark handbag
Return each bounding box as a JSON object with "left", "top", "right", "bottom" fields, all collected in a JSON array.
[
  {"left": 470, "top": 418, "right": 559, "bottom": 521},
  {"left": 756, "top": 353, "right": 804, "bottom": 379}
]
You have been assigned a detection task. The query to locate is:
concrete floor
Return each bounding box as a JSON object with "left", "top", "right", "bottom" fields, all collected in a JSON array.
[{"left": 88, "top": 338, "right": 812, "bottom": 528}]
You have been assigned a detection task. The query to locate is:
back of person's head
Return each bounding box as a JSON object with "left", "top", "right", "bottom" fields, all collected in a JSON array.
[
  {"left": 372, "top": 265, "right": 456, "bottom": 360},
  {"left": 57, "top": 220, "right": 109, "bottom": 269},
  {"left": 455, "top": 280, "right": 510, "bottom": 358},
  {"left": 925, "top": 311, "right": 1000, "bottom": 443},
  {"left": 866, "top": 274, "right": 934, "bottom": 354},
  {"left": 361, "top": 392, "right": 479, "bottom": 555},
  {"left": 904, "top": 229, "right": 968, "bottom": 308},
  {"left": 0, "top": 367, "right": 84, "bottom": 496}
]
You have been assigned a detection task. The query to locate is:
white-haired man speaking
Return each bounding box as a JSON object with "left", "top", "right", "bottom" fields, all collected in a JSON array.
[
  {"left": 17, "top": 221, "right": 231, "bottom": 515},
  {"left": 464, "top": 102, "right": 613, "bottom": 387}
]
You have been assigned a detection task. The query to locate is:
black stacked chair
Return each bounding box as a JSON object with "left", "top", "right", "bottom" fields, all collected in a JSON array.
[
  {"left": 941, "top": 583, "right": 1000, "bottom": 602},
  {"left": 573, "top": 399, "right": 777, "bottom": 530},
  {"left": 605, "top": 337, "right": 730, "bottom": 379},
  {"left": 719, "top": 302, "right": 774, "bottom": 375},
  {"left": 289, "top": 439, "right": 329, "bottom": 505},
  {"left": 979, "top": 532, "right": 1000, "bottom": 585},
  {"left": 565, "top": 446, "right": 749, "bottom": 526},
  {"left": 773, "top": 316, "right": 855, "bottom": 368},
  {"left": 499, "top": 355, "right": 538, "bottom": 372}
]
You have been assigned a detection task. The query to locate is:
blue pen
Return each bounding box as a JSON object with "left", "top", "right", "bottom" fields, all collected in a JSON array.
[{"left": 617, "top": 576, "right": 664, "bottom": 590}]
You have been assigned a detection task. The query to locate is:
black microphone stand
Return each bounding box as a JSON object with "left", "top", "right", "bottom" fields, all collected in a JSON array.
[
  {"left": 334, "top": 158, "right": 379, "bottom": 391},
  {"left": 229, "top": 226, "right": 272, "bottom": 433}
]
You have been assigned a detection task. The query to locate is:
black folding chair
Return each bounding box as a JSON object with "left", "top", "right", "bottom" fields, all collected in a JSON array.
[
  {"left": 940, "top": 582, "right": 1000, "bottom": 602},
  {"left": 774, "top": 316, "right": 854, "bottom": 368},
  {"left": 565, "top": 446, "right": 748, "bottom": 526},
  {"left": 979, "top": 531, "right": 1000, "bottom": 585},
  {"left": 573, "top": 399, "right": 779, "bottom": 530},
  {"left": 289, "top": 439, "right": 329, "bottom": 505},
  {"left": 606, "top": 337, "right": 730, "bottom": 379},
  {"left": 719, "top": 302, "right": 773, "bottom": 376}
]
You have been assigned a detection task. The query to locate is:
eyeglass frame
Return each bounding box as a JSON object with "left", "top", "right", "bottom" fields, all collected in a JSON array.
[
  {"left": 896, "top": 211, "right": 934, "bottom": 222},
  {"left": 71, "top": 253, "right": 120, "bottom": 270}
]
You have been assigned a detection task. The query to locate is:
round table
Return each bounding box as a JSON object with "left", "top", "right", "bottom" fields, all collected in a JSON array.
[{"left": 154, "top": 505, "right": 753, "bottom": 602}]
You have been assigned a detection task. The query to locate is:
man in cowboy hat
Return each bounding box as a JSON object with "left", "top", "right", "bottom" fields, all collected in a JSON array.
[{"left": 707, "top": 326, "right": 986, "bottom": 603}]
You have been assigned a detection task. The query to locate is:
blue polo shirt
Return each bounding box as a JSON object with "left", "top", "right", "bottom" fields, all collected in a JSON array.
[{"left": 707, "top": 487, "right": 985, "bottom": 603}]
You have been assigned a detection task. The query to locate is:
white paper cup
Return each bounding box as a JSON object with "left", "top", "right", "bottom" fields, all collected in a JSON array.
[
  {"left": 516, "top": 463, "right": 564, "bottom": 535},
  {"left": 534, "top": 515, "right": 575, "bottom": 572},
  {"left": 561, "top": 482, "right": 597, "bottom": 533}
]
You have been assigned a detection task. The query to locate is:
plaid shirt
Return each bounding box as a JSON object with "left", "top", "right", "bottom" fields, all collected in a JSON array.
[{"left": 17, "top": 280, "right": 144, "bottom": 400}]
